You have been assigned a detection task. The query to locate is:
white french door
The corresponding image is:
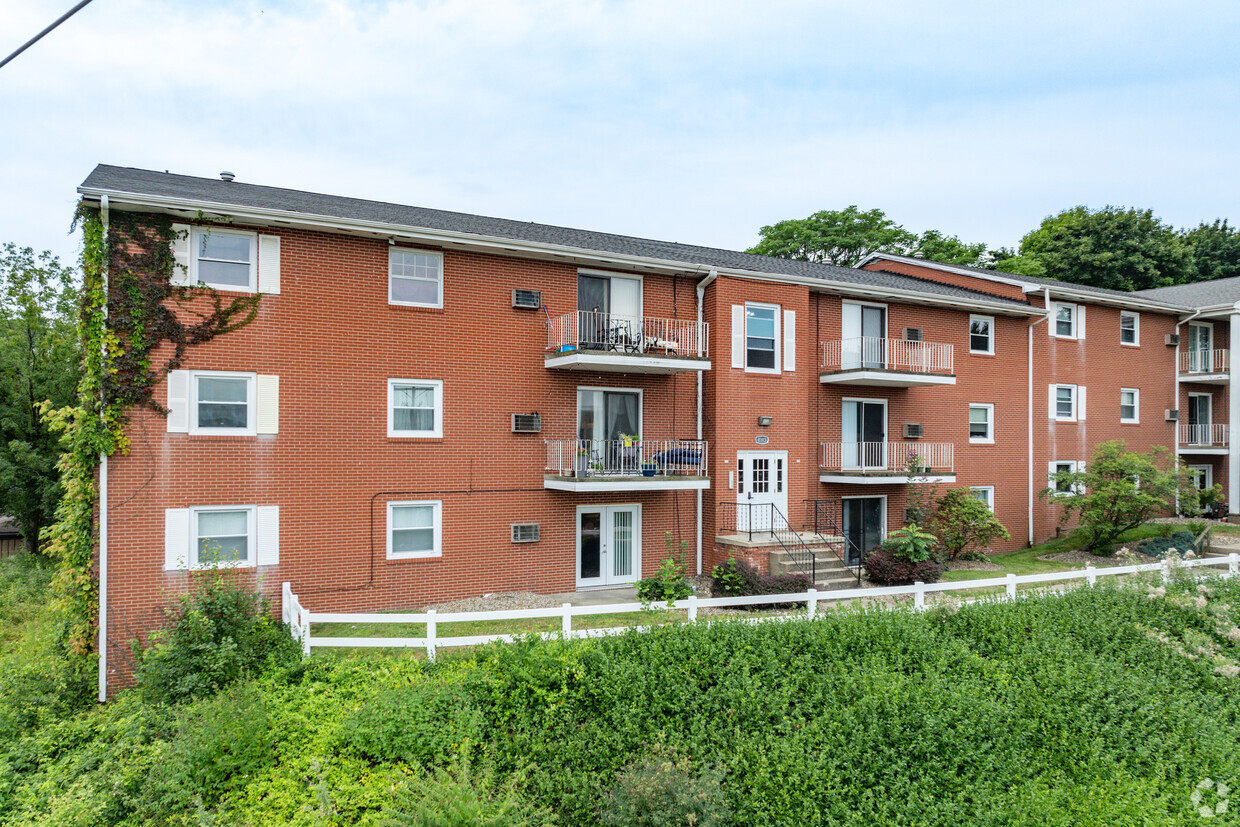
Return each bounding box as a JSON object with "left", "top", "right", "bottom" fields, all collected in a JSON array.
[
  {"left": 1188, "top": 323, "right": 1213, "bottom": 372},
  {"left": 842, "top": 302, "right": 888, "bottom": 369},
  {"left": 736, "top": 451, "right": 788, "bottom": 532},
  {"left": 576, "top": 504, "right": 641, "bottom": 588}
]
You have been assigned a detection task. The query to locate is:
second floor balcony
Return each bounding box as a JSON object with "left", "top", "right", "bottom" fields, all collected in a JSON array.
[
  {"left": 1179, "top": 349, "right": 1230, "bottom": 383},
  {"left": 820, "top": 337, "right": 956, "bottom": 387},
  {"left": 545, "top": 311, "right": 710, "bottom": 374},
  {"left": 544, "top": 438, "right": 710, "bottom": 492},
  {"left": 819, "top": 441, "right": 955, "bottom": 483},
  {"left": 1179, "top": 424, "right": 1229, "bottom": 452}
]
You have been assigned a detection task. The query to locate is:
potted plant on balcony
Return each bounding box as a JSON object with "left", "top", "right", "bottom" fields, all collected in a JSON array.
[{"left": 576, "top": 448, "right": 590, "bottom": 478}]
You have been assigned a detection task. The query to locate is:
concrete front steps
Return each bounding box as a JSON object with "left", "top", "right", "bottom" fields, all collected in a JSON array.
[{"left": 768, "top": 533, "right": 862, "bottom": 590}]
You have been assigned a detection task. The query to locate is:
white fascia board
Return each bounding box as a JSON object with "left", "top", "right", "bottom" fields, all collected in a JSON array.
[{"left": 78, "top": 188, "right": 1037, "bottom": 317}]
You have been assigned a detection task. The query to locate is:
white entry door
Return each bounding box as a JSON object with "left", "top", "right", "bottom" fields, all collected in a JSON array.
[
  {"left": 736, "top": 451, "right": 788, "bottom": 532},
  {"left": 577, "top": 505, "right": 641, "bottom": 588}
]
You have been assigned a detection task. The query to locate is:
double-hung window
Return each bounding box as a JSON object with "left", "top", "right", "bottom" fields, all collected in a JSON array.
[
  {"left": 969, "top": 403, "right": 994, "bottom": 443},
  {"left": 387, "top": 500, "right": 442, "bottom": 559},
  {"left": 1049, "top": 461, "right": 1082, "bottom": 496},
  {"left": 193, "top": 506, "right": 255, "bottom": 566},
  {"left": 1120, "top": 388, "right": 1139, "bottom": 423},
  {"left": 190, "top": 371, "right": 256, "bottom": 435},
  {"left": 745, "top": 304, "right": 779, "bottom": 371},
  {"left": 1054, "top": 303, "right": 1077, "bottom": 338},
  {"left": 193, "top": 228, "right": 257, "bottom": 291},
  {"left": 969, "top": 486, "right": 995, "bottom": 511},
  {"left": 389, "top": 248, "right": 444, "bottom": 308},
  {"left": 388, "top": 379, "right": 443, "bottom": 438},
  {"left": 969, "top": 315, "right": 994, "bottom": 354},
  {"left": 1054, "top": 384, "right": 1076, "bottom": 421},
  {"left": 1120, "top": 312, "right": 1139, "bottom": 346}
]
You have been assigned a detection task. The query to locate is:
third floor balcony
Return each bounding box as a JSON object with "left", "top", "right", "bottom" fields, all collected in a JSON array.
[
  {"left": 819, "top": 337, "right": 956, "bottom": 387},
  {"left": 1179, "top": 349, "right": 1230, "bottom": 383},
  {"left": 545, "top": 311, "right": 710, "bottom": 374}
]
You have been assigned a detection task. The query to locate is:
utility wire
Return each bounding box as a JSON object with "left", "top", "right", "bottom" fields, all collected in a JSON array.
[{"left": 0, "top": 0, "right": 97, "bottom": 71}]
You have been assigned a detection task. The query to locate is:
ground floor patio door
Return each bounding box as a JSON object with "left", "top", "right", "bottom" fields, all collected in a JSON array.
[
  {"left": 736, "top": 451, "right": 788, "bottom": 532},
  {"left": 842, "top": 496, "right": 885, "bottom": 566},
  {"left": 576, "top": 504, "right": 641, "bottom": 588}
]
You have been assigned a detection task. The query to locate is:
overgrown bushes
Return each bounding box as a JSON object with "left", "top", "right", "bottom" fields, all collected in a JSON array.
[
  {"left": 862, "top": 547, "right": 946, "bottom": 585},
  {"left": 711, "top": 558, "right": 812, "bottom": 600},
  {"left": 1138, "top": 531, "right": 1198, "bottom": 559}
]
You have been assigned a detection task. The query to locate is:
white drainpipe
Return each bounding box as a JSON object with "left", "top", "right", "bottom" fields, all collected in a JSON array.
[
  {"left": 97, "top": 194, "right": 109, "bottom": 703},
  {"left": 1027, "top": 288, "right": 1050, "bottom": 546},
  {"left": 695, "top": 268, "right": 717, "bottom": 575}
]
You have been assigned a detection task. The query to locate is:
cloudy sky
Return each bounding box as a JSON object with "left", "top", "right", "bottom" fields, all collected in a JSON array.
[{"left": 4, "top": 0, "right": 1239, "bottom": 267}]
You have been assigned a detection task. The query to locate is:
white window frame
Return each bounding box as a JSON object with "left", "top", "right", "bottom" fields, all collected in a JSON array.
[
  {"left": 1049, "top": 460, "right": 1080, "bottom": 497},
  {"left": 969, "top": 314, "right": 995, "bottom": 355},
  {"left": 1054, "top": 384, "right": 1077, "bottom": 422},
  {"left": 190, "top": 505, "right": 256, "bottom": 569},
  {"left": 1119, "top": 311, "right": 1140, "bottom": 346},
  {"left": 1053, "top": 302, "right": 1077, "bottom": 339},
  {"left": 388, "top": 379, "right": 444, "bottom": 438},
  {"left": 1188, "top": 464, "right": 1212, "bottom": 490},
  {"left": 191, "top": 228, "right": 258, "bottom": 293},
  {"left": 969, "top": 486, "right": 995, "bottom": 512},
  {"left": 386, "top": 500, "right": 443, "bottom": 560},
  {"left": 969, "top": 403, "right": 994, "bottom": 444},
  {"left": 744, "top": 301, "right": 781, "bottom": 374},
  {"left": 1120, "top": 388, "right": 1139, "bottom": 424},
  {"left": 189, "top": 370, "right": 257, "bottom": 436},
  {"left": 388, "top": 247, "right": 445, "bottom": 309}
]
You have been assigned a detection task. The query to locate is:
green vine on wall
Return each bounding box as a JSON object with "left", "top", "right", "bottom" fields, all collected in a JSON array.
[{"left": 43, "top": 206, "right": 261, "bottom": 665}]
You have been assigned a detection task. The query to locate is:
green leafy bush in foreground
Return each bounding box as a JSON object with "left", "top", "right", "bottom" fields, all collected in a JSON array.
[{"left": 4, "top": 559, "right": 1240, "bottom": 826}]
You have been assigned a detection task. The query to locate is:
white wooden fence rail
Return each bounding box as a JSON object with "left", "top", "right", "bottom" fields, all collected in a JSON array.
[{"left": 283, "top": 553, "right": 1240, "bottom": 660}]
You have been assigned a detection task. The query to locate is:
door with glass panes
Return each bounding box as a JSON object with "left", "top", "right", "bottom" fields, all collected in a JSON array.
[
  {"left": 1187, "top": 323, "right": 1214, "bottom": 373},
  {"left": 576, "top": 505, "right": 640, "bottom": 588},
  {"left": 842, "top": 399, "right": 887, "bottom": 470},
  {"left": 735, "top": 451, "right": 788, "bottom": 532},
  {"left": 842, "top": 497, "right": 884, "bottom": 566},
  {"left": 841, "top": 302, "right": 887, "bottom": 369}
]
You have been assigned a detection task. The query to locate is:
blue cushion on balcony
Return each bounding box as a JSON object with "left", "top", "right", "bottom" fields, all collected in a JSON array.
[{"left": 652, "top": 449, "right": 701, "bottom": 465}]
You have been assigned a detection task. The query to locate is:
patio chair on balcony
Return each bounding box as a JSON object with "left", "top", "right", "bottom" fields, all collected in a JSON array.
[
  {"left": 605, "top": 319, "right": 642, "bottom": 354},
  {"left": 651, "top": 446, "right": 703, "bottom": 475}
]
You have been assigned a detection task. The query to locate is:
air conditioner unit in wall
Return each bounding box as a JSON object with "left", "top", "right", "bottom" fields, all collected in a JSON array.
[
  {"left": 903, "top": 423, "right": 924, "bottom": 438},
  {"left": 1166, "top": 334, "right": 1180, "bottom": 346},
  {"left": 511, "top": 413, "right": 542, "bottom": 433},
  {"left": 1165, "top": 409, "right": 1178, "bottom": 422},
  {"left": 903, "top": 328, "right": 924, "bottom": 342},
  {"left": 511, "top": 524, "right": 540, "bottom": 543},
  {"left": 512, "top": 289, "right": 542, "bottom": 309}
]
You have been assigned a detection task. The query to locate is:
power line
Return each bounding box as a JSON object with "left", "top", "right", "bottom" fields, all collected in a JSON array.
[{"left": 0, "top": 0, "right": 98, "bottom": 72}]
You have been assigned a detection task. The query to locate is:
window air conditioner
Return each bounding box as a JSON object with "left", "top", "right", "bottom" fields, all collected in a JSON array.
[
  {"left": 511, "top": 413, "right": 542, "bottom": 433},
  {"left": 903, "top": 423, "right": 924, "bottom": 438},
  {"left": 1165, "top": 334, "right": 1180, "bottom": 346},
  {"left": 511, "top": 524, "right": 540, "bottom": 543},
  {"left": 512, "top": 289, "right": 542, "bottom": 309},
  {"left": 903, "top": 328, "right": 924, "bottom": 342},
  {"left": 1165, "top": 409, "right": 1178, "bottom": 422}
]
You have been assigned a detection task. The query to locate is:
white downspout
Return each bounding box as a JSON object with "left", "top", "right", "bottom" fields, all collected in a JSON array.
[
  {"left": 1028, "top": 288, "right": 1051, "bottom": 546},
  {"left": 1173, "top": 308, "right": 1203, "bottom": 515},
  {"left": 695, "top": 268, "right": 717, "bottom": 576},
  {"left": 97, "top": 194, "right": 109, "bottom": 703}
]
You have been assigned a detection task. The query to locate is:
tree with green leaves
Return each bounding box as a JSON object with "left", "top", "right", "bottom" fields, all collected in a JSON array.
[
  {"left": 1183, "top": 219, "right": 1240, "bottom": 283},
  {"left": 1018, "top": 206, "right": 1190, "bottom": 291},
  {"left": 748, "top": 206, "right": 918, "bottom": 267},
  {"left": 987, "top": 246, "right": 1047, "bottom": 277},
  {"left": 1041, "top": 441, "right": 1195, "bottom": 556},
  {"left": 0, "top": 244, "right": 79, "bottom": 555},
  {"left": 912, "top": 230, "right": 989, "bottom": 267},
  {"left": 930, "top": 487, "right": 1011, "bottom": 560}
]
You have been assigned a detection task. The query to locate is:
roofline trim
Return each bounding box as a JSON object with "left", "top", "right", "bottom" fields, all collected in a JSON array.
[
  {"left": 860, "top": 252, "right": 1190, "bottom": 314},
  {"left": 77, "top": 186, "right": 1038, "bottom": 317}
]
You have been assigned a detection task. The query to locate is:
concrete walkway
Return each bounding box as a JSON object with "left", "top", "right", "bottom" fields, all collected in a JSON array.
[{"left": 545, "top": 586, "right": 640, "bottom": 605}]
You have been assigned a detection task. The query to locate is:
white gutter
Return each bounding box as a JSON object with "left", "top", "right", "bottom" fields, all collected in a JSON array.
[
  {"left": 76, "top": 188, "right": 1037, "bottom": 318},
  {"left": 694, "top": 269, "right": 718, "bottom": 576},
  {"left": 1028, "top": 288, "right": 1051, "bottom": 546},
  {"left": 97, "top": 194, "right": 109, "bottom": 703}
]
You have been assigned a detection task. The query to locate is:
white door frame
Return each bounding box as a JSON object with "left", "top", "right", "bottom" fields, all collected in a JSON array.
[
  {"left": 841, "top": 494, "right": 887, "bottom": 561},
  {"left": 736, "top": 450, "right": 789, "bottom": 529},
  {"left": 842, "top": 397, "right": 888, "bottom": 470},
  {"left": 1188, "top": 464, "right": 1213, "bottom": 490},
  {"left": 575, "top": 503, "right": 642, "bottom": 589}
]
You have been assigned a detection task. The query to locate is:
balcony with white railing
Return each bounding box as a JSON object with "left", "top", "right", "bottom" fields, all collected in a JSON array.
[
  {"left": 1179, "top": 349, "right": 1230, "bottom": 382},
  {"left": 819, "top": 442, "right": 955, "bottom": 483},
  {"left": 819, "top": 337, "right": 956, "bottom": 387},
  {"left": 545, "top": 311, "right": 710, "bottom": 374},
  {"left": 1179, "top": 424, "right": 1229, "bottom": 453},
  {"left": 544, "top": 438, "right": 710, "bottom": 492}
]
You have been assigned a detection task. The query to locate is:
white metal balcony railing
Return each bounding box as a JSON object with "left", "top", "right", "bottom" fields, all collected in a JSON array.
[
  {"left": 1179, "top": 349, "right": 1230, "bottom": 375},
  {"left": 1179, "top": 424, "right": 1229, "bottom": 447},
  {"left": 546, "top": 311, "right": 708, "bottom": 358},
  {"left": 820, "top": 442, "right": 955, "bottom": 474},
  {"left": 820, "top": 337, "right": 954, "bottom": 375},
  {"left": 545, "top": 439, "right": 708, "bottom": 478}
]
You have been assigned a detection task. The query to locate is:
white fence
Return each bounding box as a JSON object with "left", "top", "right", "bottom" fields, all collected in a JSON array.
[
  {"left": 545, "top": 438, "right": 707, "bottom": 478},
  {"left": 821, "top": 337, "right": 954, "bottom": 375},
  {"left": 281, "top": 553, "right": 1240, "bottom": 659},
  {"left": 1179, "top": 423, "right": 1229, "bottom": 447},
  {"left": 546, "top": 310, "right": 707, "bottom": 358},
  {"left": 1179, "top": 348, "right": 1229, "bottom": 375},
  {"left": 820, "top": 441, "right": 954, "bottom": 473}
]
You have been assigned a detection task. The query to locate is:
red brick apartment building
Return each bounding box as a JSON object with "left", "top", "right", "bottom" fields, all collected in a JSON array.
[{"left": 77, "top": 166, "right": 1230, "bottom": 693}]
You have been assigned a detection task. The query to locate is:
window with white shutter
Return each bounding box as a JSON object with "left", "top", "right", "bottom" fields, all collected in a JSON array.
[{"left": 258, "top": 235, "right": 281, "bottom": 294}]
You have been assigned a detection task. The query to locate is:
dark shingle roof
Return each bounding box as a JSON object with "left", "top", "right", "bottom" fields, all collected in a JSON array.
[
  {"left": 1133, "top": 277, "right": 1240, "bottom": 308},
  {"left": 79, "top": 165, "right": 1032, "bottom": 310}
]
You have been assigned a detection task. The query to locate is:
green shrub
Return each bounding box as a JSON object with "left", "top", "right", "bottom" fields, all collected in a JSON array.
[
  {"left": 710, "top": 558, "right": 811, "bottom": 603},
  {"left": 863, "top": 546, "right": 945, "bottom": 585},
  {"left": 1138, "top": 531, "right": 1198, "bottom": 558},
  {"left": 600, "top": 749, "right": 731, "bottom": 827},
  {"left": 135, "top": 569, "right": 301, "bottom": 704},
  {"left": 636, "top": 558, "right": 693, "bottom": 606},
  {"left": 883, "top": 523, "right": 938, "bottom": 563},
  {"left": 342, "top": 681, "right": 483, "bottom": 766},
  {"left": 930, "top": 488, "right": 1011, "bottom": 560},
  {"left": 380, "top": 752, "right": 554, "bottom": 826}
]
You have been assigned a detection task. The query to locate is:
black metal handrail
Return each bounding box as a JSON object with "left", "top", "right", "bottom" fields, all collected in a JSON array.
[
  {"left": 803, "top": 499, "right": 865, "bottom": 586},
  {"left": 716, "top": 501, "right": 821, "bottom": 582}
]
